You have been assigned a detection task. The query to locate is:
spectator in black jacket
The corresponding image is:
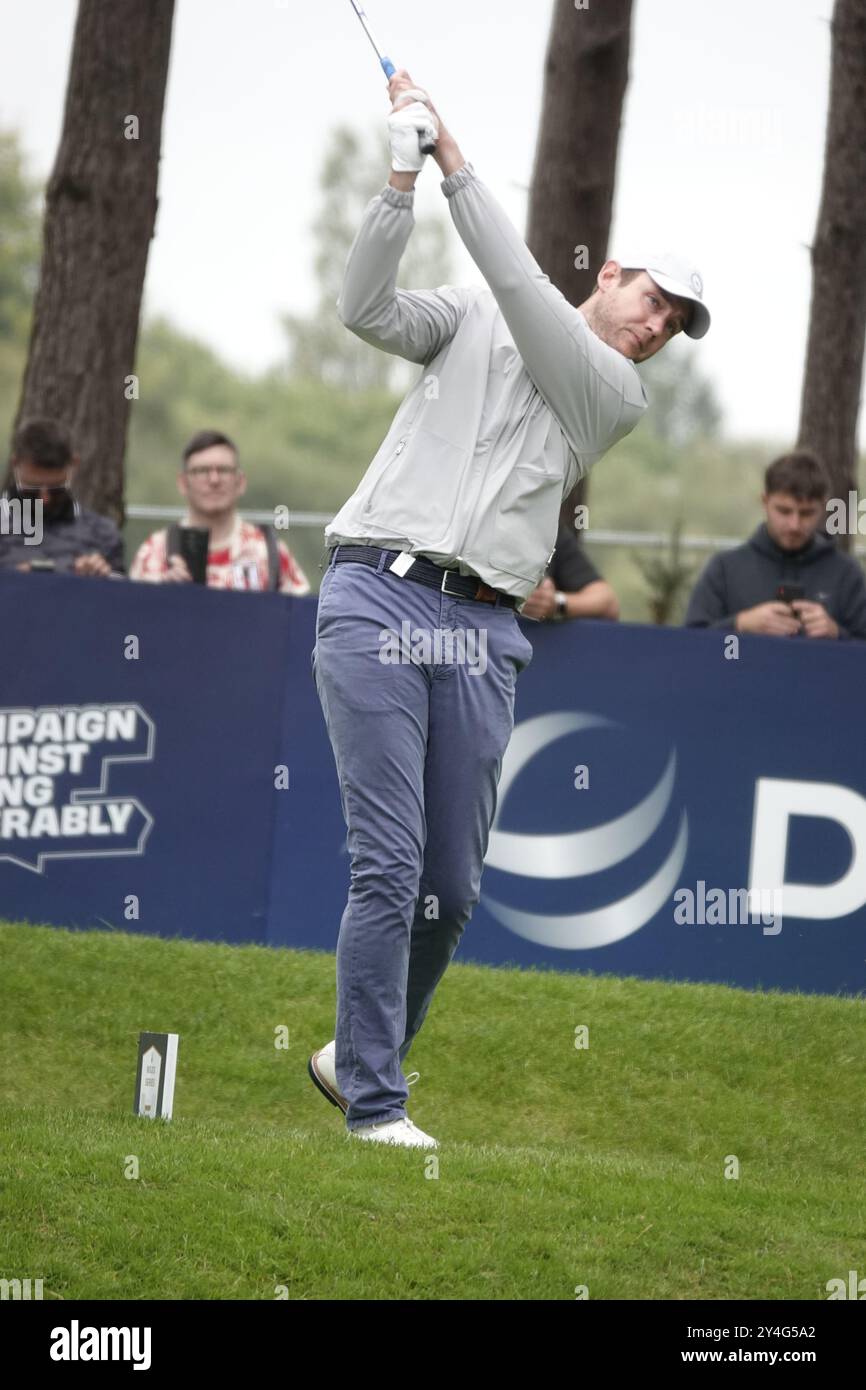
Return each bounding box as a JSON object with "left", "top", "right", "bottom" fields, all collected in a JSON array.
[
  {"left": 685, "top": 450, "right": 866, "bottom": 640},
  {"left": 520, "top": 507, "right": 619, "bottom": 623},
  {"left": 0, "top": 418, "right": 124, "bottom": 576}
]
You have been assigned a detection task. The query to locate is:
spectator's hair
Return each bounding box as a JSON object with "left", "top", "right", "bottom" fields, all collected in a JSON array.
[
  {"left": 13, "top": 417, "right": 74, "bottom": 470},
  {"left": 764, "top": 450, "right": 830, "bottom": 501},
  {"left": 182, "top": 429, "right": 239, "bottom": 468}
]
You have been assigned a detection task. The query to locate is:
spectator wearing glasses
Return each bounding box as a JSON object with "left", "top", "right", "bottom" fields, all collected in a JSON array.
[
  {"left": 0, "top": 417, "right": 124, "bottom": 576},
  {"left": 130, "top": 429, "right": 310, "bottom": 594}
]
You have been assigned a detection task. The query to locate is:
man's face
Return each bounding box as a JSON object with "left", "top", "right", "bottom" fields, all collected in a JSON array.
[
  {"left": 587, "top": 266, "right": 690, "bottom": 363},
  {"left": 763, "top": 491, "right": 825, "bottom": 551},
  {"left": 178, "top": 444, "right": 245, "bottom": 516},
  {"left": 12, "top": 455, "right": 77, "bottom": 518}
]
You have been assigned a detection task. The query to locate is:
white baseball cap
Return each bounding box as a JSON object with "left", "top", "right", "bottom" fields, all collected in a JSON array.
[{"left": 612, "top": 251, "right": 711, "bottom": 339}]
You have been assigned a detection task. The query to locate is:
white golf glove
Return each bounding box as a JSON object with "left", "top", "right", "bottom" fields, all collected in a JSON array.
[{"left": 388, "top": 88, "right": 439, "bottom": 173}]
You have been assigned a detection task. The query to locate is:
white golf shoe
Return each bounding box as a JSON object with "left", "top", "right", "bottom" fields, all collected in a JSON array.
[
  {"left": 350, "top": 1116, "right": 439, "bottom": 1149},
  {"left": 308, "top": 1041, "right": 348, "bottom": 1114},
  {"left": 308, "top": 1040, "right": 421, "bottom": 1121}
]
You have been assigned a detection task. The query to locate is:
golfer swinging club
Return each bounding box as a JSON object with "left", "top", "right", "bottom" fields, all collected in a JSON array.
[{"left": 309, "top": 70, "right": 711, "bottom": 1148}]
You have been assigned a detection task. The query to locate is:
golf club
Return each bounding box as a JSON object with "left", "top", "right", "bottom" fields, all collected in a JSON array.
[{"left": 347, "top": 1, "right": 438, "bottom": 155}]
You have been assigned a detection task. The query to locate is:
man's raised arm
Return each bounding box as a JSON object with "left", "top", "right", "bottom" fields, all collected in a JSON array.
[{"left": 336, "top": 163, "right": 470, "bottom": 365}]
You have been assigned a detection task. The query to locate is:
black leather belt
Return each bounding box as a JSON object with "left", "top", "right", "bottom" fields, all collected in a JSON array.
[{"left": 329, "top": 544, "right": 517, "bottom": 608}]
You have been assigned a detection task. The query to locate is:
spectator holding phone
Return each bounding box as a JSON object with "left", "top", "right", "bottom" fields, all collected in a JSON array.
[
  {"left": 685, "top": 451, "right": 866, "bottom": 640},
  {"left": 130, "top": 429, "right": 309, "bottom": 594},
  {"left": 0, "top": 418, "right": 124, "bottom": 576}
]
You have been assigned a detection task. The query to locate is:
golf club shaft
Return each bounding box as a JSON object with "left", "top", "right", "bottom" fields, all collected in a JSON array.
[
  {"left": 348, "top": 1, "right": 396, "bottom": 78},
  {"left": 347, "top": 1, "right": 438, "bottom": 154}
]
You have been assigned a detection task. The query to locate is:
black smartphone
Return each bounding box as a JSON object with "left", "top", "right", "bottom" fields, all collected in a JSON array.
[
  {"left": 776, "top": 584, "right": 804, "bottom": 605},
  {"left": 178, "top": 527, "right": 210, "bottom": 585}
]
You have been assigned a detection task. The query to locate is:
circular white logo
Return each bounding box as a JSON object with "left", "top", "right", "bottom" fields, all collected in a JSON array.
[
  {"left": 482, "top": 712, "right": 688, "bottom": 950},
  {"left": 690, "top": 272, "right": 704, "bottom": 297}
]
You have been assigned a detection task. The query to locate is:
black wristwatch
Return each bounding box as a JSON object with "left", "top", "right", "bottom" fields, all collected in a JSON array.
[{"left": 552, "top": 591, "right": 568, "bottom": 621}]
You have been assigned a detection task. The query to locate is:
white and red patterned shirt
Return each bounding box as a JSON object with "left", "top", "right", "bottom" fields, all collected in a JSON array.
[{"left": 130, "top": 517, "right": 310, "bottom": 595}]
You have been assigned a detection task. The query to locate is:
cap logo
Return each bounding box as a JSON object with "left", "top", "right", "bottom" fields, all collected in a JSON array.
[{"left": 690, "top": 272, "right": 704, "bottom": 297}]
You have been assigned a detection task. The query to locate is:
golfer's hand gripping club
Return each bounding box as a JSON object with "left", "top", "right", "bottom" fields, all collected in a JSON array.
[{"left": 388, "top": 77, "right": 440, "bottom": 172}]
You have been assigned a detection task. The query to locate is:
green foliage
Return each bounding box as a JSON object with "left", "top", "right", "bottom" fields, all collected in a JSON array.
[
  {"left": 631, "top": 516, "right": 697, "bottom": 625},
  {"left": 0, "top": 129, "right": 41, "bottom": 455},
  {"left": 129, "top": 318, "right": 398, "bottom": 505},
  {"left": 0, "top": 130, "right": 40, "bottom": 343}
]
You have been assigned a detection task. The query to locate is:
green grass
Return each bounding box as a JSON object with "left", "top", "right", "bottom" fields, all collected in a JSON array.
[{"left": 1, "top": 921, "right": 864, "bottom": 1300}]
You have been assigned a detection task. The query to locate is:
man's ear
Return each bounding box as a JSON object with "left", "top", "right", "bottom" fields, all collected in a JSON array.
[
  {"left": 69, "top": 453, "right": 81, "bottom": 476},
  {"left": 235, "top": 470, "right": 248, "bottom": 499},
  {"left": 177, "top": 470, "right": 189, "bottom": 499},
  {"left": 596, "top": 259, "right": 622, "bottom": 294}
]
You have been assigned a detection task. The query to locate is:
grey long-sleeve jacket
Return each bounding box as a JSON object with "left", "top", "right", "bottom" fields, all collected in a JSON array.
[{"left": 325, "top": 162, "right": 647, "bottom": 601}]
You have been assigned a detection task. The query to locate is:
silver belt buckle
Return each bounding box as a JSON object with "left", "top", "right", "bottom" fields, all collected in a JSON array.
[{"left": 440, "top": 567, "right": 465, "bottom": 597}]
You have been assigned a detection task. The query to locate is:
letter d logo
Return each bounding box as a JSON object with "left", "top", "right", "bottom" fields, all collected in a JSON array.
[{"left": 749, "top": 778, "right": 866, "bottom": 918}]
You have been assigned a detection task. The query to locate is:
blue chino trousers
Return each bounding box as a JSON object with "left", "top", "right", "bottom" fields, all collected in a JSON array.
[{"left": 311, "top": 546, "right": 534, "bottom": 1129}]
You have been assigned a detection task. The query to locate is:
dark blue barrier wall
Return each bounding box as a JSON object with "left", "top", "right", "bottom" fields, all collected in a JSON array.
[{"left": 2, "top": 571, "right": 864, "bottom": 994}]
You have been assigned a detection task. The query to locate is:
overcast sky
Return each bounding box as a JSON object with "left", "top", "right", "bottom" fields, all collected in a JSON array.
[{"left": 0, "top": 0, "right": 847, "bottom": 442}]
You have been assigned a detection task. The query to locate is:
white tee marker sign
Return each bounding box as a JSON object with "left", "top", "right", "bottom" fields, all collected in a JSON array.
[{"left": 133, "top": 1031, "right": 179, "bottom": 1119}]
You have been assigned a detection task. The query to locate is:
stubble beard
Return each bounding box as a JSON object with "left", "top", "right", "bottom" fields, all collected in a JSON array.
[{"left": 582, "top": 299, "right": 637, "bottom": 361}]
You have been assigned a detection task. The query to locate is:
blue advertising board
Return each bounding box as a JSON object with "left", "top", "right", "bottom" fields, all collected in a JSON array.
[{"left": 2, "top": 571, "right": 864, "bottom": 995}]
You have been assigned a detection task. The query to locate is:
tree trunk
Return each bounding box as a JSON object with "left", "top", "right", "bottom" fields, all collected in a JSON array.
[
  {"left": 12, "top": 0, "right": 175, "bottom": 525},
  {"left": 797, "top": 0, "right": 866, "bottom": 551},
  {"left": 527, "top": 0, "right": 634, "bottom": 523}
]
